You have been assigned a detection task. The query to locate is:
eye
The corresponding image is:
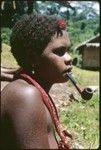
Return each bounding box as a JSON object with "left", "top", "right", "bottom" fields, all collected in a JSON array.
[{"left": 53, "top": 47, "right": 66, "bottom": 56}]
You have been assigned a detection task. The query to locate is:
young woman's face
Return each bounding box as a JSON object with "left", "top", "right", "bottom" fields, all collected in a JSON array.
[{"left": 35, "top": 30, "right": 73, "bottom": 84}]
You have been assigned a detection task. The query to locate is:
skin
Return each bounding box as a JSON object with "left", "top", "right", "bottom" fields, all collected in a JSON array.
[
  {"left": 1, "top": 66, "right": 19, "bottom": 81},
  {"left": 1, "top": 30, "right": 72, "bottom": 149}
]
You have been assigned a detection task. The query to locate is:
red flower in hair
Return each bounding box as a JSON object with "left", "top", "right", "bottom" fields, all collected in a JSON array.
[{"left": 57, "top": 19, "right": 66, "bottom": 29}]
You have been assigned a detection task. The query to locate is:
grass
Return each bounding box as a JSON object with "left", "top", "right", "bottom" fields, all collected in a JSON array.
[
  {"left": 59, "top": 67, "right": 99, "bottom": 149},
  {"left": 59, "top": 92, "right": 99, "bottom": 149},
  {"left": 73, "top": 66, "right": 99, "bottom": 86},
  {"left": 1, "top": 43, "right": 100, "bottom": 149}
]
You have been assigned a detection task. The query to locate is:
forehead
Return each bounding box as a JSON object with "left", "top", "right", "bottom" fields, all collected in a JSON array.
[{"left": 46, "top": 30, "right": 71, "bottom": 51}]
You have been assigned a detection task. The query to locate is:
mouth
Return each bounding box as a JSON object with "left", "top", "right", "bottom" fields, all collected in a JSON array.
[
  {"left": 63, "top": 67, "right": 73, "bottom": 74},
  {"left": 62, "top": 67, "right": 73, "bottom": 79}
]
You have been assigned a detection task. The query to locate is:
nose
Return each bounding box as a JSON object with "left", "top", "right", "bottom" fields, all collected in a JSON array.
[{"left": 64, "top": 52, "right": 72, "bottom": 66}]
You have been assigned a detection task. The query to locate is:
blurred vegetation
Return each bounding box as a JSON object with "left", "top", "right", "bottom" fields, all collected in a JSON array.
[
  {"left": 59, "top": 91, "right": 99, "bottom": 149},
  {"left": 1, "top": 28, "right": 11, "bottom": 45},
  {"left": 1, "top": 43, "right": 18, "bottom": 67}
]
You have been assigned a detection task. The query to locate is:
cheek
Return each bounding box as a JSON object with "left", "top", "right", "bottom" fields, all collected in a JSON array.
[
  {"left": 50, "top": 55, "right": 64, "bottom": 71},
  {"left": 43, "top": 55, "right": 64, "bottom": 77},
  {"left": 39, "top": 55, "right": 67, "bottom": 83}
]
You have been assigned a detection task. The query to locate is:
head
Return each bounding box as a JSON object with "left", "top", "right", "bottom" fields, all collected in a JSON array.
[{"left": 10, "top": 13, "right": 72, "bottom": 84}]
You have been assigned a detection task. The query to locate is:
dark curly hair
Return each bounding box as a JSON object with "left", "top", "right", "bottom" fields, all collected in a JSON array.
[{"left": 10, "top": 13, "right": 66, "bottom": 70}]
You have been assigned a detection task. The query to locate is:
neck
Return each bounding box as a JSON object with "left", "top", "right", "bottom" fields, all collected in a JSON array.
[
  {"left": 20, "top": 68, "right": 53, "bottom": 92},
  {"left": 33, "top": 74, "right": 53, "bottom": 93}
]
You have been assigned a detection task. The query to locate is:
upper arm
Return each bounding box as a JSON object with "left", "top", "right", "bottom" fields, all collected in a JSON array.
[{"left": 1, "top": 84, "right": 49, "bottom": 149}]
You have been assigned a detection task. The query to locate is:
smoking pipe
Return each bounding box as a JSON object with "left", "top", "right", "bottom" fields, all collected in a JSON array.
[{"left": 65, "top": 73, "right": 94, "bottom": 100}]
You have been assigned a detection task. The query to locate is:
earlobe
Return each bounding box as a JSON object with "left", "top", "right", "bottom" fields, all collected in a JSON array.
[{"left": 31, "top": 64, "right": 35, "bottom": 74}]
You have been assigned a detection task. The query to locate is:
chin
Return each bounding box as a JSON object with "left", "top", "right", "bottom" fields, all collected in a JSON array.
[{"left": 55, "top": 77, "right": 69, "bottom": 83}]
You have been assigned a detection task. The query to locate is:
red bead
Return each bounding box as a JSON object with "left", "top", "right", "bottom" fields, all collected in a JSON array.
[{"left": 57, "top": 19, "right": 65, "bottom": 29}]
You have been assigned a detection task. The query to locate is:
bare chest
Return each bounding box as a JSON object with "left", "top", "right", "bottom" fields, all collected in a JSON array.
[{"left": 44, "top": 105, "right": 58, "bottom": 149}]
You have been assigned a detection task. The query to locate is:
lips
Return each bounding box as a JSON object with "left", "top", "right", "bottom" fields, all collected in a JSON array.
[{"left": 63, "top": 67, "right": 73, "bottom": 75}]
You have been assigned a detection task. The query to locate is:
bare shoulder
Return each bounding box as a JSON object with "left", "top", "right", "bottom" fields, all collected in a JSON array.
[
  {"left": 1, "top": 79, "right": 51, "bottom": 148},
  {"left": 1, "top": 79, "right": 45, "bottom": 115}
]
